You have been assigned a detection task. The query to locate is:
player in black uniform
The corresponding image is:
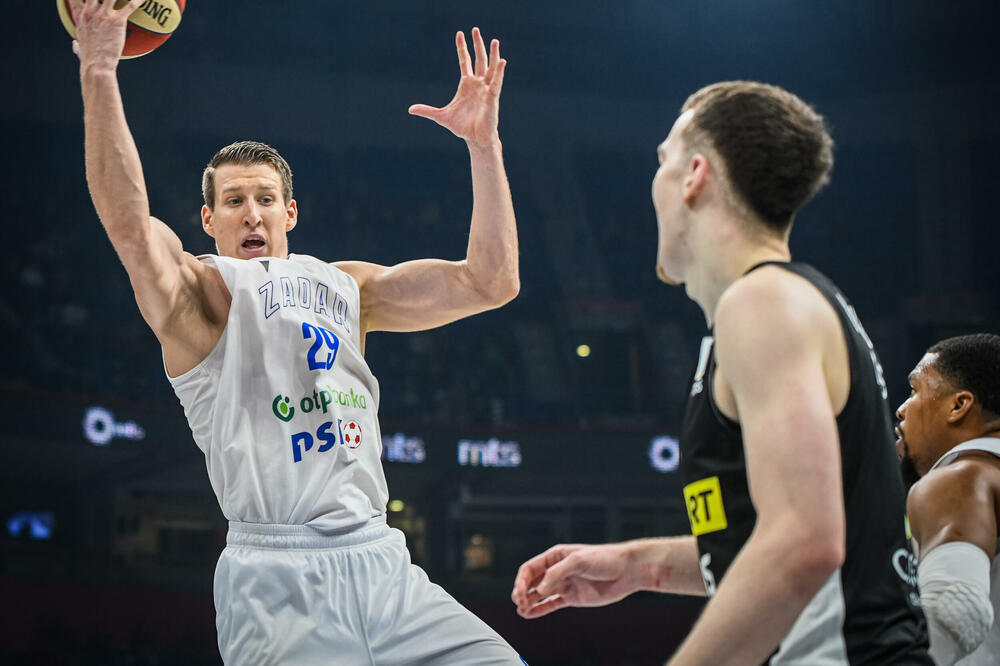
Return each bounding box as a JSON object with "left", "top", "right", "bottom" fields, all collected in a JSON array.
[{"left": 512, "top": 82, "right": 931, "bottom": 664}]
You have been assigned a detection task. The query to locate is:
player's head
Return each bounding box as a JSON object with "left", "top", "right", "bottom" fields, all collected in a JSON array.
[
  {"left": 651, "top": 81, "right": 833, "bottom": 285},
  {"left": 201, "top": 141, "right": 297, "bottom": 260},
  {"left": 896, "top": 333, "right": 1000, "bottom": 484}
]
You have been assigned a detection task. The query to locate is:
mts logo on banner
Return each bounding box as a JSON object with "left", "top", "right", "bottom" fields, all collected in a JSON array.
[{"left": 683, "top": 476, "right": 728, "bottom": 536}]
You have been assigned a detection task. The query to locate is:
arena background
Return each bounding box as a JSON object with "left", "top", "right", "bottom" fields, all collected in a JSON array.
[{"left": 1, "top": 1, "right": 998, "bottom": 664}]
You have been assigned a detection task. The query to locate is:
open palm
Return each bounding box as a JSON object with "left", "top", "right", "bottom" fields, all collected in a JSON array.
[{"left": 409, "top": 27, "right": 507, "bottom": 147}]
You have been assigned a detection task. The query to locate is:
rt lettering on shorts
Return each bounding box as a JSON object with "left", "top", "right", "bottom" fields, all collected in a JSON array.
[{"left": 683, "top": 476, "right": 728, "bottom": 536}]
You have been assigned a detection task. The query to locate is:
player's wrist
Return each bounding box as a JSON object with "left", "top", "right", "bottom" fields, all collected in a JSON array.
[
  {"left": 466, "top": 135, "right": 503, "bottom": 154},
  {"left": 619, "top": 541, "right": 655, "bottom": 593},
  {"left": 80, "top": 61, "right": 120, "bottom": 81}
]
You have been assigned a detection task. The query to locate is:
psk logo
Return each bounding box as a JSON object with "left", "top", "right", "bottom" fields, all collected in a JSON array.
[
  {"left": 291, "top": 418, "right": 364, "bottom": 463},
  {"left": 343, "top": 420, "right": 362, "bottom": 449},
  {"left": 272, "top": 395, "right": 295, "bottom": 422}
]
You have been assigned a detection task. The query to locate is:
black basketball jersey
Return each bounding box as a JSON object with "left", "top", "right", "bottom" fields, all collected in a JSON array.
[{"left": 678, "top": 262, "right": 931, "bottom": 665}]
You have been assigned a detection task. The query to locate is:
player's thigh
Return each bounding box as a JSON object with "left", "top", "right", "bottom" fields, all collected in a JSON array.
[
  {"left": 367, "top": 535, "right": 523, "bottom": 665},
  {"left": 214, "top": 545, "right": 370, "bottom": 665}
]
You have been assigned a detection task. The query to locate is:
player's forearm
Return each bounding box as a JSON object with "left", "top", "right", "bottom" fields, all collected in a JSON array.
[
  {"left": 627, "top": 536, "right": 707, "bottom": 597},
  {"left": 667, "top": 528, "right": 841, "bottom": 666},
  {"left": 464, "top": 139, "right": 519, "bottom": 304},
  {"left": 81, "top": 66, "right": 151, "bottom": 248}
]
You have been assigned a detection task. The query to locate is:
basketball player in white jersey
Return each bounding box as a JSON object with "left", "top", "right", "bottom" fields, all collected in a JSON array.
[
  {"left": 71, "top": 1, "right": 524, "bottom": 663},
  {"left": 897, "top": 333, "right": 1000, "bottom": 665}
]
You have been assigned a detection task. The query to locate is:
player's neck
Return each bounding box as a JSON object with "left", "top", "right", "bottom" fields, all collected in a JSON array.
[
  {"left": 689, "top": 224, "right": 790, "bottom": 327},
  {"left": 973, "top": 421, "right": 1000, "bottom": 443}
]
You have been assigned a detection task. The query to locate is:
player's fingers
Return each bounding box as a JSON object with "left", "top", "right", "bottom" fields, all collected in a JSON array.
[
  {"left": 72, "top": 39, "right": 80, "bottom": 56},
  {"left": 472, "top": 27, "right": 487, "bottom": 78},
  {"left": 520, "top": 583, "right": 564, "bottom": 609},
  {"left": 536, "top": 551, "right": 586, "bottom": 597},
  {"left": 123, "top": 0, "right": 145, "bottom": 15},
  {"left": 69, "top": 0, "right": 91, "bottom": 23},
  {"left": 517, "top": 594, "right": 568, "bottom": 619},
  {"left": 512, "top": 556, "right": 551, "bottom": 603},
  {"left": 513, "top": 545, "right": 578, "bottom": 605},
  {"left": 408, "top": 104, "right": 443, "bottom": 120},
  {"left": 512, "top": 562, "right": 543, "bottom": 600},
  {"left": 488, "top": 58, "right": 507, "bottom": 96},
  {"left": 455, "top": 31, "right": 473, "bottom": 77},
  {"left": 484, "top": 39, "right": 501, "bottom": 85}
]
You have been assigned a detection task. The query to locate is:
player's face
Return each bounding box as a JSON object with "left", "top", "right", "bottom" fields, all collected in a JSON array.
[
  {"left": 651, "top": 111, "right": 695, "bottom": 285},
  {"left": 895, "top": 353, "right": 953, "bottom": 478},
  {"left": 201, "top": 163, "right": 297, "bottom": 260}
]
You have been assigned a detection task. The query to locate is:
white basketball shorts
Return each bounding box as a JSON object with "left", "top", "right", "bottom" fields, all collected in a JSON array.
[{"left": 214, "top": 517, "right": 525, "bottom": 665}]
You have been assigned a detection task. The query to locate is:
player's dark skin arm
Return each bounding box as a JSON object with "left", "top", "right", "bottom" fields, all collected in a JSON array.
[{"left": 907, "top": 454, "right": 1000, "bottom": 561}]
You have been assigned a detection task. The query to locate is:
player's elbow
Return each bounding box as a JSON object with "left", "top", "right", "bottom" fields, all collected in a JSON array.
[
  {"left": 781, "top": 524, "right": 845, "bottom": 593},
  {"left": 799, "top": 539, "right": 844, "bottom": 577},
  {"left": 493, "top": 274, "right": 520, "bottom": 305},
  {"left": 463, "top": 252, "right": 519, "bottom": 307},
  {"left": 488, "top": 257, "right": 520, "bottom": 305},
  {"left": 473, "top": 269, "right": 519, "bottom": 307},
  {"left": 919, "top": 542, "right": 995, "bottom": 664}
]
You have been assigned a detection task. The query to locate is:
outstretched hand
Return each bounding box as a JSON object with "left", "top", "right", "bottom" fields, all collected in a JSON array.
[
  {"left": 511, "top": 543, "right": 640, "bottom": 619},
  {"left": 409, "top": 27, "right": 507, "bottom": 147},
  {"left": 69, "top": 0, "right": 145, "bottom": 70}
]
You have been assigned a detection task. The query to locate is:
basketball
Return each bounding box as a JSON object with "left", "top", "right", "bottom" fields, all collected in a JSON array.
[{"left": 57, "top": 0, "right": 186, "bottom": 59}]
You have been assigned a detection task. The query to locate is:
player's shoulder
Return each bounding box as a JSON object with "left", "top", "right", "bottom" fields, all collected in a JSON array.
[
  {"left": 330, "top": 260, "right": 385, "bottom": 290},
  {"left": 908, "top": 455, "right": 999, "bottom": 512},
  {"left": 907, "top": 453, "right": 1000, "bottom": 552},
  {"left": 715, "top": 263, "right": 836, "bottom": 346},
  {"left": 288, "top": 253, "right": 354, "bottom": 278}
]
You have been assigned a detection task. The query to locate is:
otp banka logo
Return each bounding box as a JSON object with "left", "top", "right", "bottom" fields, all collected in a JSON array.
[
  {"left": 271, "top": 386, "right": 369, "bottom": 423},
  {"left": 271, "top": 386, "right": 370, "bottom": 463}
]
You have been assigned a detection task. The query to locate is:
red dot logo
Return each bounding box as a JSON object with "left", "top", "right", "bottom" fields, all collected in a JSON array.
[{"left": 344, "top": 420, "right": 362, "bottom": 449}]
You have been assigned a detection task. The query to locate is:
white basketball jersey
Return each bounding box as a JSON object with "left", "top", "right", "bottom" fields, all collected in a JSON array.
[
  {"left": 168, "top": 254, "right": 388, "bottom": 532},
  {"left": 930, "top": 437, "right": 1000, "bottom": 666}
]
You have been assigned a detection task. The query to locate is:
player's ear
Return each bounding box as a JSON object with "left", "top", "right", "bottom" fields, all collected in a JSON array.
[
  {"left": 285, "top": 199, "right": 298, "bottom": 232},
  {"left": 947, "top": 389, "right": 975, "bottom": 424},
  {"left": 682, "top": 153, "right": 710, "bottom": 207},
  {"left": 201, "top": 204, "right": 216, "bottom": 238}
]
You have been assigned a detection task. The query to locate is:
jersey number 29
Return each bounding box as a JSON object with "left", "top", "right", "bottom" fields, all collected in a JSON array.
[{"left": 302, "top": 322, "right": 339, "bottom": 371}]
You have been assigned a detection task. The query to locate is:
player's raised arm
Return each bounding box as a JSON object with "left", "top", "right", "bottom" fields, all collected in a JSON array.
[
  {"left": 72, "top": 0, "right": 224, "bottom": 373},
  {"left": 336, "top": 27, "right": 518, "bottom": 335}
]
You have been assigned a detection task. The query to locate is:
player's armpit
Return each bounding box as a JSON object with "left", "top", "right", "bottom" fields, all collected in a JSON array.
[
  {"left": 335, "top": 258, "right": 516, "bottom": 335},
  {"left": 118, "top": 217, "right": 230, "bottom": 376}
]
